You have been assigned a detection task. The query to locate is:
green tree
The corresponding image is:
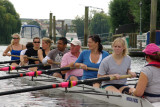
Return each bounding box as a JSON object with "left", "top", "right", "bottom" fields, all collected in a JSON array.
[
  {"left": 0, "top": 0, "right": 21, "bottom": 44},
  {"left": 109, "top": 0, "right": 134, "bottom": 33},
  {"left": 89, "top": 12, "right": 110, "bottom": 35},
  {"left": 129, "top": 0, "right": 160, "bottom": 32},
  {"left": 72, "top": 16, "right": 84, "bottom": 39}
]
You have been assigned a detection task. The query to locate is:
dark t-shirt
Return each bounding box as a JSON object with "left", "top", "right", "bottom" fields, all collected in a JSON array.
[
  {"left": 25, "top": 47, "right": 40, "bottom": 64},
  {"left": 38, "top": 49, "right": 51, "bottom": 70}
]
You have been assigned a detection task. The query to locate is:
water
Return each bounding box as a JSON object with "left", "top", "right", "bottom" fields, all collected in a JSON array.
[{"left": 0, "top": 45, "right": 146, "bottom": 107}]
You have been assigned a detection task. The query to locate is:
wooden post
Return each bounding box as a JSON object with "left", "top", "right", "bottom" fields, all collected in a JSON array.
[
  {"left": 135, "top": 33, "right": 137, "bottom": 48},
  {"left": 150, "top": 0, "right": 157, "bottom": 43},
  {"left": 65, "top": 24, "right": 68, "bottom": 37},
  {"left": 84, "top": 6, "right": 89, "bottom": 46},
  {"left": 65, "top": 24, "right": 68, "bottom": 33},
  {"left": 53, "top": 16, "right": 56, "bottom": 44},
  {"left": 49, "top": 13, "right": 52, "bottom": 40},
  {"left": 61, "top": 20, "right": 64, "bottom": 37}
]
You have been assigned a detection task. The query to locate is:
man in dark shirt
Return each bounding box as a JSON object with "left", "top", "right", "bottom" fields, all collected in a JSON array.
[{"left": 25, "top": 37, "right": 41, "bottom": 66}]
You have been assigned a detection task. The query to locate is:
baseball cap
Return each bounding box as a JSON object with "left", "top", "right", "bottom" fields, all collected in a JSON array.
[
  {"left": 143, "top": 43, "right": 160, "bottom": 55},
  {"left": 70, "top": 39, "right": 81, "bottom": 46}
]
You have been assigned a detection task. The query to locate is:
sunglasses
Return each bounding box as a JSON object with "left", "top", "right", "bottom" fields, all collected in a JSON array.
[
  {"left": 34, "top": 42, "right": 40, "bottom": 43},
  {"left": 13, "top": 37, "right": 19, "bottom": 39}
]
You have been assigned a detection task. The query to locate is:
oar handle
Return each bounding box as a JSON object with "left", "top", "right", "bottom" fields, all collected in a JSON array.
[
  {"left": 10, "top": 55, "right": 39, "bottom": 60},
  {"left": 110, "top": 75, "right": 132, "bottom": 80},
  {"left": 87, "top": 67, "right": 98, "bottom": 71}
]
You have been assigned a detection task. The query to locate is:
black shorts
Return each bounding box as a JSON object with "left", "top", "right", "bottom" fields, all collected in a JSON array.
[
  {"left": 102, "top": 84, "right": 128, "bottom": 89},
  {"left": 84, "top": 81, "right": 101, "bottom": 86}
]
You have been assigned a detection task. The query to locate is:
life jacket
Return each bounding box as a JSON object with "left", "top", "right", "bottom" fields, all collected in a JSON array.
[{"left": 146, "top": 61, "right": 160, "bottom": 67}]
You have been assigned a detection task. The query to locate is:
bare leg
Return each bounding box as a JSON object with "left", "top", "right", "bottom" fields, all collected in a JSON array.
[
  {"left": 105, "top": 86, "right": 121, "bottom": 93},
  {"left": 53, "top": 72, "right": 62, "bottom": 78},
  {"left": 28, "top": 67, "right": 38, "bottom": 71},
  {"left": 11, "top": 63, "right": 19, "bottom": 67},
  {"left": 93, "top": 83, "right": 100, "bottom": 88},
  {"left": 69, "top": 76, "right": 78, "bottom": 81}
]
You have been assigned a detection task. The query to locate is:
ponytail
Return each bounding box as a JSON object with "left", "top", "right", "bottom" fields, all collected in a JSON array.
[
  {"left": 98, "top": 43, "right": 103, "bottom": 53},
  {"left": 89, "top": 34, "right": 103, "bottom": 53}
]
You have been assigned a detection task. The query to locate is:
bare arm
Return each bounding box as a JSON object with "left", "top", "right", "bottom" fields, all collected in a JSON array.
[
  {"left": 3, "top": 45, "right": 11, "bottom": 56},
  {"left": 38, "top": 49, "right": 44, "bottom": 62},
  {"left": 133, "top": 72, "right": 148, "bottom": 97},
  {"left": 20, "top": 49, "right": 28, "bottom": 66},
  {"left": 127, "top": 69, "right": 137, "bottom": 78},
  {"left": 97, "top": 74, "right": 109, "bottom": 78},
  {"left": 20, "top": 55, "right": 28, "bottom": 66}
]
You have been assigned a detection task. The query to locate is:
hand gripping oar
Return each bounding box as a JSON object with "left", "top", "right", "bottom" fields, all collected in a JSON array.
[
  {"left": 8, "top": 55, "right": 99, "bottom": 71},
  {"left": 0, "top": 60, "right": 20, "bottom": 64},
  {"left": 0, "top": 63, "right": 49, "bottom": 71},
  {"left": 0, "top": 75, "right": 132, "bottom": 96}
]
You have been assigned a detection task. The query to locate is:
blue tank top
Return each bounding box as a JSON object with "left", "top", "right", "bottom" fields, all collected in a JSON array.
[{"left": 11, "top": 45, "right": 23, "bottom": 60}]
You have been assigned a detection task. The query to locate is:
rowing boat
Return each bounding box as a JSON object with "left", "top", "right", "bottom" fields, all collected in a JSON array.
[{"left": 3, "top": 69, "right": 158, "bottom": 107}]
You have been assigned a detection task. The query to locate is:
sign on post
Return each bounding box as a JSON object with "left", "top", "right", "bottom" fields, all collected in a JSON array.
[{"left": 137, "top": 34, "right": 147, "bottom": 41}]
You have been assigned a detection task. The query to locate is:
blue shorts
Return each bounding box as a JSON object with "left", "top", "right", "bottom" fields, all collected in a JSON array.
[
  {"left": 66, "top": 75, "right": 82, "bottom": 80},
  {"left": 101, "top": 84, "right": 128, "bottom": 89}
]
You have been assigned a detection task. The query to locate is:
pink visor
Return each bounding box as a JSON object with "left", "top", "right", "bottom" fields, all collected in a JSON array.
[{"left": 143, "top": 43, "right": 160, "bottom": 55}]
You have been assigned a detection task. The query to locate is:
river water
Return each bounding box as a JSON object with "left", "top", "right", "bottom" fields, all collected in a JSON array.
[{"left": 0, "top": 45, "right": 146, "bottom": 107}]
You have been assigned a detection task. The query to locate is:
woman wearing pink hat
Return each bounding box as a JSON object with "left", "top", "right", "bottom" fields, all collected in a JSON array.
[{"left": 131, "top": 43, "right": 160, "bottom": 103}]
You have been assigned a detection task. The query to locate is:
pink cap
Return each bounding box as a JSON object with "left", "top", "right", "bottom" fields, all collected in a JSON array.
[{"left": 143, "top": 43, "right": 160, "bottom": 55}]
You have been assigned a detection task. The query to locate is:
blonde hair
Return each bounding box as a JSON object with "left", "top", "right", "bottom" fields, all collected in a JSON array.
[
  {"left": 11, "top": 33, "right": 20, "bottom": 45},
  {"left": 42, "top": 37, "right": 53, "bottom": 47},
  {"left": 112, "top": 37, "right": 128, "bottom": 56}
]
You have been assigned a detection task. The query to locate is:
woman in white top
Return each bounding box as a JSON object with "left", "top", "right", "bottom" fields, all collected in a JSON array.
[{"left": 19, "top": 42, "right": 33, "bottom": 66}]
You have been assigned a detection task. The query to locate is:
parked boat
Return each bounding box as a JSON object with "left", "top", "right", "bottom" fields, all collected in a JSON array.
[{"left": 20, "top": 25, "right": 41, "bottom": 45}]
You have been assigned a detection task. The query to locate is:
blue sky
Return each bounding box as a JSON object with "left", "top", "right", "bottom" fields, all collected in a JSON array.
[{"left": 9, "top": 0, "right": 112, "bottom": 19}]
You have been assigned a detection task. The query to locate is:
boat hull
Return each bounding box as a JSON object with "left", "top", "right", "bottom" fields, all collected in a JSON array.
[{"left": 9, "top": 70, "right": 154, "bottom": 107}]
